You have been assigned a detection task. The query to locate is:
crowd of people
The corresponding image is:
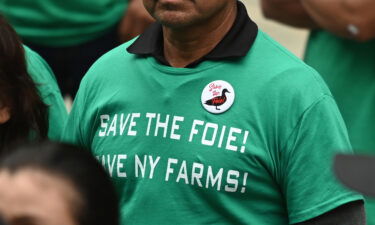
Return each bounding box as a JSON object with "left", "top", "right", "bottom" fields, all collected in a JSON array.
[{"left": 0, "top": 0, "right": 374, "bottom": 224}]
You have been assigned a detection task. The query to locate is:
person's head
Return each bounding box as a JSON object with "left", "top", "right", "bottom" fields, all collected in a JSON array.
[
  {"left": 0, "top": 15, "right": 48, "bottom": 152},
  {"left": 0, "top": 141, "right": 119, "bottom": 225},
  {"left": 142, "top": 0, "right": 237, "bottom": 29}
]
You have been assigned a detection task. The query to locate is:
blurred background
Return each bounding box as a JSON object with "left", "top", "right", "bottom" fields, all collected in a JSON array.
[{"left": 244, "top": 0, "right": 308, "bottom": 58}]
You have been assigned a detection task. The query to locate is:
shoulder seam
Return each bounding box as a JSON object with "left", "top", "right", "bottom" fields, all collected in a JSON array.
[{"left": 281, "top": 94, "right": 334, "bottom": 153}]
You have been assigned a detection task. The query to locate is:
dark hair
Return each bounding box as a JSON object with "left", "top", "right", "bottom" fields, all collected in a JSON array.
[
  {"left": 0, "top": 15, "right": 48, "bottom": 152},
  {"left": 0, "top": 141, "right": 119, "bottom": 225}
]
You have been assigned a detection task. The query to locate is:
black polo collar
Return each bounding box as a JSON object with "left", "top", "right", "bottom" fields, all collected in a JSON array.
[{"left": 127, "top": 1, "right": 258, "bottom": 68}]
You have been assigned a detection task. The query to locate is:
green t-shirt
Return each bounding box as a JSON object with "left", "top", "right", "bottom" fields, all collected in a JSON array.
[
  {"left": 25, "top": 46, "right": 68, "bottom": 140},
  {"left": 305, "top": 30, "right": 375, "bottom": 225},
  {"left": 0, "top": 0, "right": 128, "bottom": 47},
  {"left": 62, "top": 30, "right": 361, "bottom": 225}
]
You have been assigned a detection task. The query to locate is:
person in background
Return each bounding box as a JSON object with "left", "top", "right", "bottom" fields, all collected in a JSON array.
[
  {"left": 0, "top": 0, "right": 154, "bottom": 98},
  {"left": 0, "top": 141, "right": 118, "bottom": 225},
  {"left": 0, "top": 15, "right": 67, "bottom": 152},
  {"left": 63, "top": 0, "right": 364, "bottom": 224},
  {"left": 260, "top": 0, "right": 375, "bottom": 223}
]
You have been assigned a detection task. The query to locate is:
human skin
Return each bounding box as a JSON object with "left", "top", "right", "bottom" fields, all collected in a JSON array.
[
  {"left": 302, "top": 0, "right": 375, "bottom": 41},
  {"left": 142, "top": 0, "right": 237, "bottom": 67},
  {"left": 0, "top": 169, "right": 81, "bottom": 225},
  {"left": 118, "top": 0, "right": 155, "bottom": 43},
  {"left": 261, "top": 0, "right": 375, "bottom": 41},
  {"left": 0, "top": 107, "right": 10, "bottom": 124},
  {"left": 260, "top": 0, "right": 318, "bottom": 28}
]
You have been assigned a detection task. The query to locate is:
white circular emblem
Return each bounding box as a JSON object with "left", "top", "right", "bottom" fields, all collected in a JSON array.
[{"left": 201, "top": 80, "right": 235, "bottom": 114}]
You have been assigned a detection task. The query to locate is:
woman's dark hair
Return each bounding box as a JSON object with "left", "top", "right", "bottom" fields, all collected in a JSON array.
[
  {"left": 0, "top": 15, "right": 48, "bottom": 152},
  {"left": 0, "top": 141, "right": 119, "bottom": 225}
]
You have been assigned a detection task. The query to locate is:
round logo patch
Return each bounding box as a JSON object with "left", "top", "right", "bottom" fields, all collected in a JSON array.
[{"left": 201, "top": 80, "right": 235, "bottom": 114}]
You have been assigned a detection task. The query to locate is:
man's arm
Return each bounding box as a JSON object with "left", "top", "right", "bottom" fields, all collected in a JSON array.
[
  {"left": 260, "top": 0, "right": 375, "bottom": 41},
  {"left": 296, "top": 200, "right": 365, "bottom": 225},
  {"left": 118, "top": 0, "right": 155, "bottom": 43},
  {"left": 260, "top": 0, "right": 318, "bottom": 28},
  {"left": 302, "top": 0, "right": 375, "bottom": 41}
]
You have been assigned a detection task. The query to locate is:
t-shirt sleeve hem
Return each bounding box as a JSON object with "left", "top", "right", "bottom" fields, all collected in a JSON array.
[{"left": 289, "top": 193, "right": 363, "bottom": 224}]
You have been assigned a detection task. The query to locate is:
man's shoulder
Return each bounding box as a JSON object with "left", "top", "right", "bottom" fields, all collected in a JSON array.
[
  {"left": 77, "top": 39, "right": 143, "bottom": 98},
  {"left": 87, "top": 39, "right": 139, "bottom": 74},
  {"left": 95, "top": 39, "right": 136, "bottom": 65},
  {"left": 250, "top": 30, "right": 310, "bottom": 73},
  {"left": 245, "top": 30, "right": 332, "bottom": 102}
]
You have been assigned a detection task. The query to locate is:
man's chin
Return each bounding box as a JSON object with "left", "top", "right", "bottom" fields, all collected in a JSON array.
[
  {"left": 156, "top": 11, "right": 207, "bottom": 29},
  {"left": 157, "top": 14, "right": 194, "bottom": 29}
]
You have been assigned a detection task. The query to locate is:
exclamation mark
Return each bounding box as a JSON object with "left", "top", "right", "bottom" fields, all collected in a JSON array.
[
  {"left": 218, "top": 126, "right": 226, "bottom": 148},
  {"left": 240, "top": 131, "right": 249, "bottom": 153},
  {"left": 241, "top": 172, "right": 248, "bottom": 193}
]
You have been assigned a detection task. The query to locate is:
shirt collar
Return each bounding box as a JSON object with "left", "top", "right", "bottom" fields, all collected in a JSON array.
[{"left": 127, "top": 1, "right": 258, "bottom": 68}]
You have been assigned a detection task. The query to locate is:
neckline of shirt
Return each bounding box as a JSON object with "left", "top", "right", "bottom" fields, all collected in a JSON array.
[{"left": 127, "top": 1, "right": 258, "bottom": 69}]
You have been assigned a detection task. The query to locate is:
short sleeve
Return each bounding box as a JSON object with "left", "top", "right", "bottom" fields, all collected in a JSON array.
[
  {"left": 281, "top": 95, "right": 363, "bottom": 224},
  {"left": 25, "top": 46, "right": 68, "bottom": 140}
]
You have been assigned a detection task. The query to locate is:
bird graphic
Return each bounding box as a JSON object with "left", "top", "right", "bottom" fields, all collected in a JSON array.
[{"left": 204, "top": 88, "right": 230, "bottom": 110}]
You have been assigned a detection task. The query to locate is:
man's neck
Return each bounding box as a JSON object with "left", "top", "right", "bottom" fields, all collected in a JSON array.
[{"left": 163, "top": 3, "right": 237, "bottom": 68}]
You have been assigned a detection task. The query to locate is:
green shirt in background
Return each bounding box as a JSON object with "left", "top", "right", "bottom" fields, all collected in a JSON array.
[
  {"left": 1, "top": 0, "right": 128, "bottom": 47},
  {"left": 25, "top": 46, "right": 68, "bottom": 140},
  {"left": 305, "top": 30, "right": 375, "bottom": 225},
  {"left": 62, "top": 30, "right": 361, "bottom": 225}
]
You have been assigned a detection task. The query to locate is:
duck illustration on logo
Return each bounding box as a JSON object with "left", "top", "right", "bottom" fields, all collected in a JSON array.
[
  {"left": 204, "top": 88, "right": 230, "bottom": 110},
  {"left": 201, "top": 80, "right": 235, "bottom": 114}
]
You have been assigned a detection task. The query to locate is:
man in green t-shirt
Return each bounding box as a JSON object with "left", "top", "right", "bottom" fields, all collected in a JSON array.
[
  {"left": 63, "top": 0, "right": 363, "bottom": 224},
  {"left": 0, "top": 0, "right": 154, "bottom": 98},
  {"left": 260, "top": 0, "right": 375, "bottom": 223}
]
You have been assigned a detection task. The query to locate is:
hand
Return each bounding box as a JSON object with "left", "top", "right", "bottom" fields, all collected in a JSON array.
[{"left": 118, "top": 0, "right": 155, "bottom": 43}]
